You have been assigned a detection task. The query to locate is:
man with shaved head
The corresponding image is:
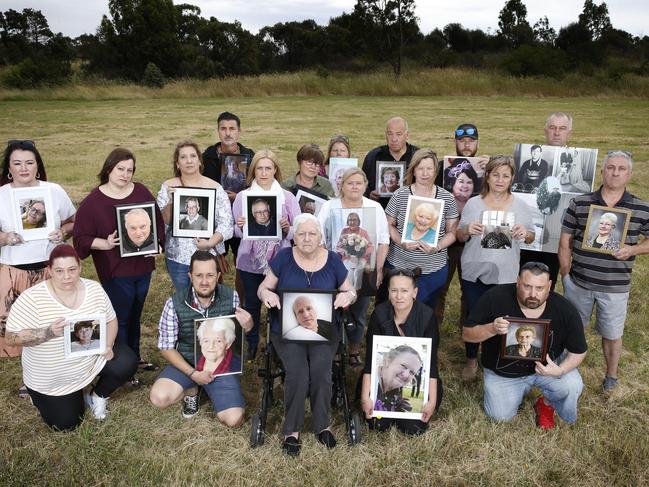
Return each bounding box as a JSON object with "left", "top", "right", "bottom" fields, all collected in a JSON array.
[{"left": 363, "top": 116, "right": 419, "bottom": 208}]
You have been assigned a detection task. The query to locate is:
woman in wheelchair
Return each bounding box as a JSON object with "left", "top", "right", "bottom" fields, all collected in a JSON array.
[
  {"left": 360, "top": 267, "right": 442, "bottom": 435},
  {"left": 258, "top": 213, "right": 356, "bottom": 456}
]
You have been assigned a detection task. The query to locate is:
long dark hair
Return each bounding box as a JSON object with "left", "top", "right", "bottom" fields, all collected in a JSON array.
[
  {"left": 1, "top": 140, "right": 47, "bottom": 186},
  {"left": 97, "top": 148, "right": 136, "bottom": 185}
]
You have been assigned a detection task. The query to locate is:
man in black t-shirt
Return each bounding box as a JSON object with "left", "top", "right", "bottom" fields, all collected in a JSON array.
[{"left": 463, "top": 262, "right": 587, "bottom": 429}]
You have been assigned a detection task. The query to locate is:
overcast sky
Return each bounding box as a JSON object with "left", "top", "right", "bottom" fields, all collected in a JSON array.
[{"left": 3, "top": 0, "right": 647, "bottom": 38}]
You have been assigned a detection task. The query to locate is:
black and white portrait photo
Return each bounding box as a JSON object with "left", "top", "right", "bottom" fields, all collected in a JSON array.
[{"left": 513, "top": 144, "right": 558, "bottom": 194}]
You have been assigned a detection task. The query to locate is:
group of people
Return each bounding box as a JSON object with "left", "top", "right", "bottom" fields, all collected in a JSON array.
[{"left": 1, "top": 110, "right": 647, "bottom": 458}]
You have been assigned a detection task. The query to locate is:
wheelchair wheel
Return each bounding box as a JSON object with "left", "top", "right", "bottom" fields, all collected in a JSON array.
[
  {"left": 347, "top": 412, "right": 362, "bottom": 446},
  {"left": 249, "top": 413, "right": 265, "bottom": 448}
]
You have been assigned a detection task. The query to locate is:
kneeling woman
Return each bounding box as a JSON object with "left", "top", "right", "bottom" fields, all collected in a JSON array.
[
  {"left": 258, "top": 213, "right": 356, "bottom": 456},
  {"left": 360, "top": 268, "right": 442, "bottom": 435},
  {"left": 4, "top": 245, "right": 137, "bottom": 431}
]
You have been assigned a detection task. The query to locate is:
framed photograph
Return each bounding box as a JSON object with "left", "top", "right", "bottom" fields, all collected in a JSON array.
[
  {"left": 582, "top": 204, "right": 632, "bottom": 254},
  {"left": 370, "top": 335, "right": 432, "bottom": 420},
  {"left": 326, "top": 207, "right": 378, "bottom": 295},
  {"left": 295, "top": 185, "right": 328, "bottom": 217},
  {"left": 11, "top": 186, "right": 55, "bottom": 241},
  {"left": 280, "top": 289, "right": 334, "bottom": 342},
  {"left": 480, "top": 210, "right": 515, "bottom": 249},
  {"left": 115, "top": 202, "right": 159, "bottom": 257},
  {"left": 243, "top": 193, "right": 281, "bottom": 240},
  {"left": 193, "top": 315, "right": 243, "bottom": 377},
  {"left": 328, "top": 157, "right": 358, "bottom": 197},
  {"left": 401, "top": 195, "right": 445, "bottom": 247},
  {"left": 376, "top": 161, "right": 405, "bottom": 197},
  {"left": 512, "top": 144, "right": 559, "bottom": 194},
  {"left": 500, "top": 318, "right": 550, "bottom": 362},
  {"left": 64, "top": 315, "right": 107, "bottom": 359},
  {"left": 171, "top": 187, "right": 216, "bottom": 239},
  {"left": 220, "top": 153, "right": 249, "bottom": 194},
  {"left": 442, "top": 156, "right": 488, "bottom": 202}
]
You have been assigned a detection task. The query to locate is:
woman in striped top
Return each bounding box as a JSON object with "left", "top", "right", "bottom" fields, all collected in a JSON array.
[
  {"left": 5, "top": 244, "right": 137, "bottom": 431},
  {"left": 384, "top": 148, "right": 459, "bottom": 310}
]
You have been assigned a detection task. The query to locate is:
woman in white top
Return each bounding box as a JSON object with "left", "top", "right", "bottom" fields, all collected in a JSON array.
[
  {"left": 5, "top": 244, "right": 137, "bottom": 431},
  {"left": 317, "top": 167, "right": 389, "bottom": 366},
  {"left": 0, "top": 141, "right": 76, "bottom": 368},
  {"left": 157, "top": 141, "right": 233, "bottom": 291}
]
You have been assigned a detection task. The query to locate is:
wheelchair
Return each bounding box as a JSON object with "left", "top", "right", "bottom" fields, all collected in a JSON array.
[{"left": 249, "top": 309, "right": 363, "bottom": 447}]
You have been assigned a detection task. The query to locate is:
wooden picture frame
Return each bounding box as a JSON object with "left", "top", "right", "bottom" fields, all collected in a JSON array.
[
  {"left": 500, "top": 317, "right": 551, "bottom": 362},
  {"left": 582, "top": 204, "right": 632, "bottom": 255}
]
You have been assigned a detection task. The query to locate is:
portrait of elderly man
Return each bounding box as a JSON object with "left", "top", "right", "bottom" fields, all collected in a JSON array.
[
  {"left": 21, "top": 199, "right": 47, "bottom": 229},
  {"left": 283, "top": 295, "right": 332, "bottom": 341},
  {"left": 179, "top": 197, "right": 208, "bottom": 231},
  {"left": 122, "top": 208, "right": 156, "bottom": 254},
  {"left": 247, "top": 198, "right": 278, "bottom": 237},
  {"left": 196, "top": 317, "right": 241, "bottom": 376}
]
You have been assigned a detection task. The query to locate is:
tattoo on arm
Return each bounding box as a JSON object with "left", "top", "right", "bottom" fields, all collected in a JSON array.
[{"left": 7, "top": 326, "right": 55, "bottom": 347}]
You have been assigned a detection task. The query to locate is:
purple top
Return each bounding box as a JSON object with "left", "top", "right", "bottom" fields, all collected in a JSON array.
[
  {"left": 232, "top": 188, "right": 301, "bottom": 274},
  {"left": 73, "top": 183, "right": 165, "bottom": 282}
]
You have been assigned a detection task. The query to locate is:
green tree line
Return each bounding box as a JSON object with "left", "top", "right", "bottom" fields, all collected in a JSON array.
[{"left": 1, "top": 0, "right": 647, "bottom": 88}]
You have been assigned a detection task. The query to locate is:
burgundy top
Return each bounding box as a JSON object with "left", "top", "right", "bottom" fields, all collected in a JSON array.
[{"left": 73, "top": 183, "right": 165, "bottom": 282}]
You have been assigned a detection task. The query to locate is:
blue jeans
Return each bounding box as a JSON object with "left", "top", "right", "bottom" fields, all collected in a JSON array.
[
  {"left": 239, "top": 269, "right": 266, "bottom": 352},
  {"left": 483, "top": 367, "right": 583, "bottom": 424},
  {"left": 461, "top": 278, "right": 498, "bottom": 359},
  {"left": 416, "top": 264, "right": 448, "bottom": 310},
  {"left": 102, "top": 273, "right": 152, "bottom": 359},
  {"left": 166, "top": 258, "right": 190, "bottom": 291}
]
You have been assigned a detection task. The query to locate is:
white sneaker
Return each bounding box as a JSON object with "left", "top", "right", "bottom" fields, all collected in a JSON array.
[{"left": 84, "top": 391, "right": 108, "bottom": 420}]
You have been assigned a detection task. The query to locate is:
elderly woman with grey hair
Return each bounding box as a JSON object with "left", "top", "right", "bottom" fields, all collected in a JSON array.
[
  {"left": 586, "top": 212, "right": 621, "bottom": 251},
  {"left": 258, "top": 213, "right": 356, "bottom": 456},
  {"left": 196, "top": 317, "right": 240, "bottom": 375}
]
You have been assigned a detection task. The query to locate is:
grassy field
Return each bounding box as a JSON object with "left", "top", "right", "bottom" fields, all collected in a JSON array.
[{"left": 1, "top": 95, "right": 649, "bottom": 486}]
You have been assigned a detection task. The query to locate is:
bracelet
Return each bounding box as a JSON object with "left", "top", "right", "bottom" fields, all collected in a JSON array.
[{"left": 188, "top": 369, "right": 196, "bottom": 379}]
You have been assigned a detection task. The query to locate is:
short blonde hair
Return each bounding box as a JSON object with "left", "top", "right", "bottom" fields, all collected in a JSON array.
[
  {"left": 405, "top": 148, "right": 438, "bottom": 185},
  {"left": 338, "top": 167, "right": 368, "bottom": 199}
]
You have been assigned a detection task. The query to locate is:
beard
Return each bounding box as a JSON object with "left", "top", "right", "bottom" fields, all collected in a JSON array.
[{"left": 523, "top": 297, "right": 541, "bottom": 309}]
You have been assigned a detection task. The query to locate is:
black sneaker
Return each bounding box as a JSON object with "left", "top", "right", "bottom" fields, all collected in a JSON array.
[
  {"left": 282, "top": 435, "right": 301, "bottom": 457},
  {"left": 317, "top": 429, "right": 337, "bottom": 449},
  {"left": 181, "top": 394, "right": 200, "bottom": 419}
]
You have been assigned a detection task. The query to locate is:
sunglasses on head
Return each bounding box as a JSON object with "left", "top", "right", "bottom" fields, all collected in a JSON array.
[
  {"left": 7, "top": 139, "right": 36, "bottom": 149},
  {"left": 455, "top": 128, "right": 476, "bottom": 138},
  {"left": 521, "top": 261, "right": 550, "bottom": 273}
]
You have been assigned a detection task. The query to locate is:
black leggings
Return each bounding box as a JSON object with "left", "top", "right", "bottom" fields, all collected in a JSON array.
[
  {"left": 366, "top": 378, "right": 444, "bottom": 436},
  {"left": 27, "top": 342, "right": 137, "bottom": 431}
]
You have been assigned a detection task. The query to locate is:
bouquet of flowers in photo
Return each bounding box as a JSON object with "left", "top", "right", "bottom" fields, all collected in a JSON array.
[{"left": 338, "top": 233, "right": 369, "bottom": 259}]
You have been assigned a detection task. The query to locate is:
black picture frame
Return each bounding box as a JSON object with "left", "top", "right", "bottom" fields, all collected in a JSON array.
[
  {"left": 193, "top": 315, "right": 244, "bottom": 377},
  {"left": 115, "top": 201, "right": 159, "bottom": 257},
  {"left": 279, "top": 289, "right": 335, "bottom": 342}
]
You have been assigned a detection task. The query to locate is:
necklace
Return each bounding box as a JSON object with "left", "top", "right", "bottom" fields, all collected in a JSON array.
[
  {"left": 50, "top": 282, "right": 80, "bottom": 309},
  {"left": 304, "top": 269, "right": 314, "bottom": 288}
]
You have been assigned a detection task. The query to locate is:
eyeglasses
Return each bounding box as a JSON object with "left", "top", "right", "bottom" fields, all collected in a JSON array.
[
  {"left": 301, "top": 160, "right": 321, "bottom": 167},
  {"left": 7, "top": 139, "right": 36, "bottom": 148},
  {"left": 520, "top": 261, "right": 550, "bottom": 273},
  {"left": 455, "top": 128, "right": 477, "bottom": 138}
]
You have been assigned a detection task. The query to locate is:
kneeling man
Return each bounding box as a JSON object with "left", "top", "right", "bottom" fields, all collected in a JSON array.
[
  {"left": 462, "top": 262, "right": 587, "bottom": 429},
  {"left": 149, "top": 250, "right": 252, "bottom": 426}
]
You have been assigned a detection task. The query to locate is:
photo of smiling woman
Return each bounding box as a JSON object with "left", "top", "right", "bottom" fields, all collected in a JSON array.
[{"left": 195, "top": 317, "right": 242, "bottom": 377}]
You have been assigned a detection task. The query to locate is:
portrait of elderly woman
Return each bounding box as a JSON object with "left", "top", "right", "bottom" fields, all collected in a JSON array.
[
  {"left": 118, "top": 206, "right": 158, "bottom": 256},
  {"left": 195, "top": 317, "right": 242, "bottom": 377},
  {"left": 377, "top": 164, "right": 404, "bottom": 196},
  {"left": 281, "top": 293, "right": 333, "bottom": 342},
  {"left": 20, "top": 199, "right": 47, "bottom": 229},
  {"left": 369, "top": 338, "right": 432, "bottom": 420},
  {"left": 69, "top": 320, "right": 101, "bottom": 354},
  {"left": 443, "top": 158, "right": 481, "bottom": 213},
  {"left": 582, "top": 208, "right": 631, "bottom": 253},
  {"left": 504, "top": 325, "right": 542, "bottom": 360},
  {"left": 334, "top": 211, "right": 375, "bottom": 290},
  {"left": 179, "top": 196, "right": 208, "bottom": 231},
  {"left": 403, "top": 199, "right": 443, "bottom": 246}
]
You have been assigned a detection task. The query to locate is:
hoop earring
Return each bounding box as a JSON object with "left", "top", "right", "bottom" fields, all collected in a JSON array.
[
  {"left": 7, "top": 173, "right": 12, "bottom": 180},
  {"left": 36, "top": 172, "right": 41, "bottom": 179}
]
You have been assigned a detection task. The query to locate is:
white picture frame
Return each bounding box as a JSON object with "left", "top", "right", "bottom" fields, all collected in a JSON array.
[
  {"left": 243, "top": 192, "right": 281, "bottom": 240},
  {"left": 64, "top": 314, "right": 107, "bottom": 359},
  {"left": 11, "top": 185, "right": 55, "bottom": 241},
  {"left": 328, "top": 157, "right": 358, "bottom": 197},
  {"left": 370, "top": 335, "right": 432, "bottom": 420},
  {"left": 401, "top": 195, "right": 445, "bottom": 247}
]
